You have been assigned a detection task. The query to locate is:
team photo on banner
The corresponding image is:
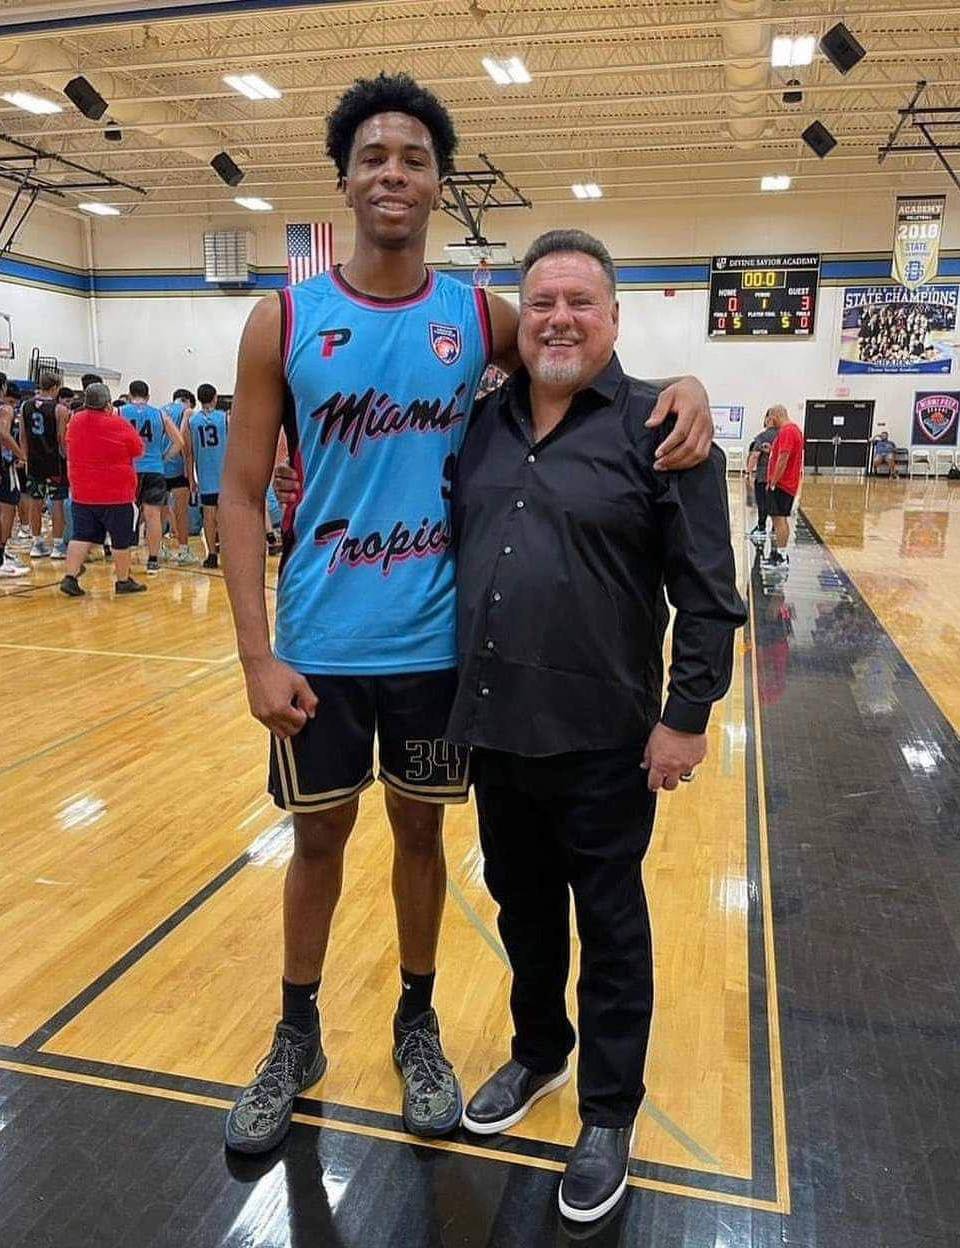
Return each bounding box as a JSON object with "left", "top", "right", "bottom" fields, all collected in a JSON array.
[{"left": 837, "top": 284, "right": 960, "bottom": 374}]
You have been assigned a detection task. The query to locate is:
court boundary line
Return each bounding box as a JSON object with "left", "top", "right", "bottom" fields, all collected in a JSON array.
[
  {"left": 0, "top": 1058, "right": 784, "bottom": 1214},
  {"left": 0, "top": 640, "right": 234, "bottom": 665}
]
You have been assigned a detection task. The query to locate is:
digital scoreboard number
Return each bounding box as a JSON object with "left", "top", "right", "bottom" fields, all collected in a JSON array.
[{"left": 709, "top": 254, "right": 821, "bottom": 338}]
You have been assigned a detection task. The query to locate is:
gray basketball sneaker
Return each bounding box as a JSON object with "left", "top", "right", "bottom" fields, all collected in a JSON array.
[
  {"left": 393, "top": 1008, "right": 463, "bottom": 1137},
  {"left": 224, "top": 1022, "right": 327, "bottom": 1154}
]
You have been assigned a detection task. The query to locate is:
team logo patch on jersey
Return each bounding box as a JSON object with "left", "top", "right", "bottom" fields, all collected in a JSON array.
[{"left": 429, "top": 323, "right": 462, "bottom": 366}]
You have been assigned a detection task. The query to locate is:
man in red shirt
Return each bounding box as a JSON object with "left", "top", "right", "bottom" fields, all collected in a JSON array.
[
  {"left": 764, "top": 404, "right": 805, "bottom": 569},
  {"left": 60, "top": 382, "right": 148, "bottom": 597}
]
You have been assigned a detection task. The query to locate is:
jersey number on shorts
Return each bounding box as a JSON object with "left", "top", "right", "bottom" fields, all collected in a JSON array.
[{"left": 405, "top": 738, "right": 462, "bottom": 784}]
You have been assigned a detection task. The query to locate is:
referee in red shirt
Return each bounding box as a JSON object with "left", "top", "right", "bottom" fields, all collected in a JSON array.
[{"left": 60, "top": 382, "right": 147, "bottom": 597}]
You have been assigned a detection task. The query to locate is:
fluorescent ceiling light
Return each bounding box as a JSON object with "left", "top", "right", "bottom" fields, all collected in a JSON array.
[
  {"left": 79, "top": 201, "right": 120, "bottom": 215},
  {"left": 572, "top": 183, "right": 603, "bottom": 199},
  {"left": 571, "top": 183, "right": 588, "bottom": 199},
  {"left": 223, "top": 73, "right": 282, "bottom": 101},
  {"left": 234, "top": 196, "right": 273, "bottom": 211},
  {"left": 761, "top": 174, "right": 792, "bottom": 191},
  {"left": 481, "top": 56, "right": 531, "bottom": 85},
  {"left": 2, "top": 90, "right": 62, "bottom": 115},
  {"left": 771, "top": 34, "right": 816, "bottom": 68}
]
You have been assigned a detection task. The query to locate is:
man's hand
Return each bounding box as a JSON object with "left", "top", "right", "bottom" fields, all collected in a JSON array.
[
  {"left": 642, "top": 722, "right": 707, "bottom": 792},
  {"left": 242, "top": 655, "right": 318, "bottom": 739},
  {"left": 273, "top": 461, "right": 300, "bottom": 506},
  {"left": 646, "top": 376, "right": 714, "bottom": 471}
]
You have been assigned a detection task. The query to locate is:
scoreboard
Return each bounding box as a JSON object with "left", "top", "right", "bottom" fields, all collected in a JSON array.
[{"left": 708, "top": 254, "right": 821, "bottom": 338}]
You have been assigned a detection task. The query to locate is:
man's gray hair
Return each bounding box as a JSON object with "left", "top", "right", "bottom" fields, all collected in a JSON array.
[
  {"left": 519, "top": 229, "right": 617, "bottom": 295},
  {"left": 84, "top": 381, "right": 112, "bottom": 410}
]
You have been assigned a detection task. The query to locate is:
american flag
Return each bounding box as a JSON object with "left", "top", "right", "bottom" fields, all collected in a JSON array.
[{"left": 286, "top": 222, "right": 334, "bottom": 284}]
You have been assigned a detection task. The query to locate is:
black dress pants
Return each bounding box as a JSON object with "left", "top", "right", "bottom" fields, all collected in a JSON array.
[{"left": 472, "top": 746, "right": 656, "bottom": 1127}]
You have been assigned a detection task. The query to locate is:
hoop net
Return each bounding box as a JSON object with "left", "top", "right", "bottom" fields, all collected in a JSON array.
[{"left": 472, "top": 257, "right": 492, "bottom": 288}]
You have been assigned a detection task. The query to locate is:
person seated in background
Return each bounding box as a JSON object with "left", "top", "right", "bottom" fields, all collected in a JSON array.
[{"left": 873, "top": 432, "right": 899, "bottom": 478}]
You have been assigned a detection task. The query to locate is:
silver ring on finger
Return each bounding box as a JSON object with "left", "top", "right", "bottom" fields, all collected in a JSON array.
[{"left": 679, "top": 771, "right": 695, "bottom": 782}]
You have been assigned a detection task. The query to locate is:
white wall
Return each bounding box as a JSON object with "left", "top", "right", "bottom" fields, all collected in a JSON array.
[{"left": 0, "top": 280, "right": 91, "bottom": 380}]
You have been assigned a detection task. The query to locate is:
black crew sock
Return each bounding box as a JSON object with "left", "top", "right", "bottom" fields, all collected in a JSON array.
[
  {"left": 398, "top": 968, "right": 436, "bottom": 1023},
  {"left": 281, "top": 977, "right": 320, "bottom": 1034},
  {"left": 0, "top": 542, "right": 5, "bottom": 564}
]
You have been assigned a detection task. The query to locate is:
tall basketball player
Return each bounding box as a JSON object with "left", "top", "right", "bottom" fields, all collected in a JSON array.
[
  {"left": 162, "top": 387, "right": 199, "bottom": 566},
  {"left": 120, "top": 380, "right": 184, "bottom": 575},
  {"left": 221, "top": 73, "right": 715, "bottom": 1155},
  {"left": 187, "top": 384, "right": 228, "bottom": 569},
  {"left": 19, "top": 371, "right": 70, "bottom": 560}
]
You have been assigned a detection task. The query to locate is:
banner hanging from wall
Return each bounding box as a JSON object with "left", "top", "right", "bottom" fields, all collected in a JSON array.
[
  {"left": 911, "top": 391, "right": 960, "bottom": 446},
  {"left": 892, "top": 195, "right": 946, "bottom": 290},
  {"left": 711, "top": 404, "right": 745, "bottom": 440},
  {"left": 837, "top": 284, "right": 960, "bottom": 374}
]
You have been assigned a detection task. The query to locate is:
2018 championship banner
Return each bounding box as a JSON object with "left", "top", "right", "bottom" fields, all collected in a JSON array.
[
  {"left": 837, "top": 284, "right": 960, "bottom": 375},
  {"left": 892, "top": 195, "right": 946, "bottom": 290}
]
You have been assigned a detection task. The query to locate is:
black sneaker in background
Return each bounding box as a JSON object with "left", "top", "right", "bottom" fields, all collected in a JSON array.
[
  {"left": 225, "top": 1022, "right": 327, "bottom": 1154},
  {"left": 115, "top": 577, "right": 147, "bottom": 594},
  {"left": 146, "top": 556, "right": 160, "bottom": 575},
  {"left": 393, "top": 1008, "right": 462, "bottom": 1137},
  {"left": 203, "top": 552, "right": 219, "bottom": 569},
  {"left": 59, "top": 574, "right": 85, "bottom": 597}
]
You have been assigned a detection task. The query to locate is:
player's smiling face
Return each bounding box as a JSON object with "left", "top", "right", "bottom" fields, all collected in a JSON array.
[{"left": 344, "top": 112, "right": 442, "bottom": 250}]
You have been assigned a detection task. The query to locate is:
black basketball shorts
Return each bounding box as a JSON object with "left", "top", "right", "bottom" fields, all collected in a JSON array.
[
  {"left": 0, "top": 461, "right": 19, "bottom": 506},
  {"left": 26, "top": 475, "right": 69, "bottom": 502},
  {"left": 767, "top": 487, "right": 796, "bottom": 518},
  {"left": 268, "top": 668, "right": 470, "bottom": 814},
  {"left": 164, "top": 474, "right": 189, "bottom": 491},
  {"left": 137, "top": 472, "right": 168, "bottom": 507},
  {"left": 71, "top": 502, "right": 136, "bottom": 550}
]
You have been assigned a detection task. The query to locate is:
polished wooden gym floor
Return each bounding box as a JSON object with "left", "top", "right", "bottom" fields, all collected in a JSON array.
[{"left": 2, "top": 477, "right": 959, "bottom": 1248}]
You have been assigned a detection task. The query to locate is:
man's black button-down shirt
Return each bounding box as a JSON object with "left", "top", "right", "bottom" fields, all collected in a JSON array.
[{"left": 446, "top": 354, "right": 747, "bottom": 757}]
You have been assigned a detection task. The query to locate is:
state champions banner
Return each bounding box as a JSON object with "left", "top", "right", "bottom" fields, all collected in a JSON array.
[
  {"left": 892, "top": 195, "right": 946, "bottom": 290},
  {"left": 837, "top": 284, "right": 960, "bottom": 375}
]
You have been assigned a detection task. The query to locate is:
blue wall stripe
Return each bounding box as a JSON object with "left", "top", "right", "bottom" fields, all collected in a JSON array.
[{"left": 5, "top": 253, "right": 960, "bottom": 297}]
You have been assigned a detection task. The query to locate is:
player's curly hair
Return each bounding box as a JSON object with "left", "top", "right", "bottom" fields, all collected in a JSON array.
[{"left": 326, "top": 72, "right": 457, "bottom": 187}]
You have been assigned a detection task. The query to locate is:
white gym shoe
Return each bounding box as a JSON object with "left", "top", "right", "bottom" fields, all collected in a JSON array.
[
  {"left": 0, "top": 557, "right": 30, "bottom": 577},
  {"left": 30, "top": 539, "right": 50, "bottom": 558},
  {"left": 176, "top": 548, "right": 200, "bottom": 565},
  {"left": 50, "top": 542, "right": 67, "bottom": 560}
]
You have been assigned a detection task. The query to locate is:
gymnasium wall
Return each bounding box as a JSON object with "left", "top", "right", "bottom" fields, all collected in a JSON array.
[
  {"left": 6, "top": 187, "right": 960, "bottom": 448},
  {"left": 0, "top": 196, "right": 92, "bottom": 373}
]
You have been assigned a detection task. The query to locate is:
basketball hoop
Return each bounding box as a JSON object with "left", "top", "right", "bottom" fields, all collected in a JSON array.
[
  {"left": 473, "top": 257, "right": 492, "bottom": 288},
  {"left": 0, "top": 313, "right": 13, "bottom": 361}
]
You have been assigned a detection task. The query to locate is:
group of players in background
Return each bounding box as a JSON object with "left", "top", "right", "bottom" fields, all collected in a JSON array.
[
  {"left": 0, "top": 369, "right": 281, "bottom": 581},
  {"left": 855, "top": 303, "right": 939, "bottom": 367}
]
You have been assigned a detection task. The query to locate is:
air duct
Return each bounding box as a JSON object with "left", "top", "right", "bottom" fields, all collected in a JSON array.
[{"left": 718, "top": 0, "right": 773, "bottom": 148}]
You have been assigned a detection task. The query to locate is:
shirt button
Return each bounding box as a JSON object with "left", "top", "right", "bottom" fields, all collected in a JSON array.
[
  {"left": 480, "top": 686, "right": 491, "bottom": 697},
  {"left": 527, "top": 454, "right": 536, "bottom": 464},
  {"left": 503, "top": 545, "right": 513, "bottom": 555},
  {"left": 485, "top": 639, "right": 494, "bottom": 650},
  {"left": 491, "top": 591, "right": 502, "bottom": 603},
  {"left": 515, "top": 499, "right": 525, "bottom": 509}
]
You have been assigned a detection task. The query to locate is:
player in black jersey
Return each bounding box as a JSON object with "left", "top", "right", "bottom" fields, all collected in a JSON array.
[
  {"left": 18, "top": 371, "right": 70, "bottom": 560},
  {"left": 0, "top": 373, "right": 29, "bottom": 577}
]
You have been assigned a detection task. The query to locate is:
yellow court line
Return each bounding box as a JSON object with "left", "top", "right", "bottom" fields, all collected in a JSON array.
[
  {"left": 0, "top": 1059, "right": 784, "bottom": 1213},
  {"left": 748, "top": 586, "right": 793, "bottom": 1217},
  {"left": 0, "top": 641, "right": 235, "bottom": 666}
]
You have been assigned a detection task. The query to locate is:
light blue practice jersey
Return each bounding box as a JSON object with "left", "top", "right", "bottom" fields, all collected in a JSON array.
[
  {"left": 275, "top": 266, "right": 491, "bottom": 674},
  {"left": 190, "top": 407, "right": 229, "bottom": 497},
  {"left": 121, "top": 402, "right": 165, "bottom": 474},
  {"left": 162, "top": 401, "right": 187, "bottom": 478}
]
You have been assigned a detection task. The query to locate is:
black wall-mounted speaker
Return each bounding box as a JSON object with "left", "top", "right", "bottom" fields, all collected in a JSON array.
[
  {"left": 63, "top": 75, "right": 108, "bottom": 120},
  {"left": 783, "top": 80, "right": 803, "bottom": 106},
  {"left": 210, "top": 151, "right": 245, "bottom": 187},
  {"left": 820, "top": 23, "right": 866, "bottom": 75},
  {"left": 802, "top": 120, "right": 838, "bottom": 158}
]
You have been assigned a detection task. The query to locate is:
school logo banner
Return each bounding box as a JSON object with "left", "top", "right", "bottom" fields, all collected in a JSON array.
[
  {"left": 429, "top": 322, "right": 462, "bottom": 365},
  {"left": 912, "top": 391, "right": 960, "bottom": 446},
  {"left": 837, "top": 285, "right": 960, "bottom": 375},
  {"left": 892, "top": 195, "right": 946, "bottom": 290}
]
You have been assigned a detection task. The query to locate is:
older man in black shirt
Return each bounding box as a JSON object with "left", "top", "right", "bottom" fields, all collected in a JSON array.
[{"left": 449, "top": 230, "right": 746, "bottom": 1223}]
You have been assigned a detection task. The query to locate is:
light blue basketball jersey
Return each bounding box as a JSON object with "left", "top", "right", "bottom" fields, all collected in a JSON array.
[
  {"left": 162, "top": 401, "right": 186, "bottom": 478},
  {"left": 191, "top": 407, "right": 229, "bottom": 496},
  {"left": 122, "top": 402, "right": 166, "bottom": 474},
  {"left": 275, "top": 266, "right": 491, "bottom": 674}
]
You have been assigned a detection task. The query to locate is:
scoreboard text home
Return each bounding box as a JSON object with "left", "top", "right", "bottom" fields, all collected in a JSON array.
[{"left": 709, "top": 254, "right": 821, "bottom": 338}]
